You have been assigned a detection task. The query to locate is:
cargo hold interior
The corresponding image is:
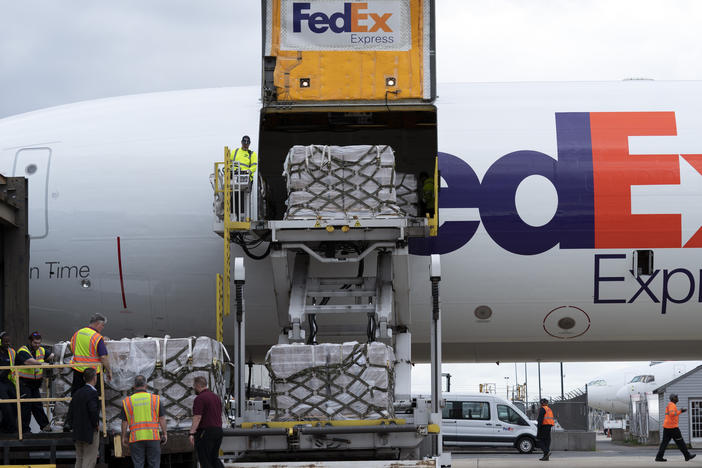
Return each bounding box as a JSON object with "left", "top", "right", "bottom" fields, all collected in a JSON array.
[{"left": 258, "top": 106, "right": 438, "bottom": 220}]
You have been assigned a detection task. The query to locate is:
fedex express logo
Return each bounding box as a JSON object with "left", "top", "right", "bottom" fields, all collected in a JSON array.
[
  {"left": 281, "top": 0, "right": 411, "bottom": 51},
  {"left": 411, "top": 112, "right": 702, "bottom": 256},
  {"left": 293, "top": 2, "right": 393, "bottom": 34}
]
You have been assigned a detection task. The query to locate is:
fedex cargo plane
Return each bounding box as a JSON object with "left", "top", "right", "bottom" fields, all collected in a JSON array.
[{"left": 1, "top": 80, "right": 701, "bottom": 361}]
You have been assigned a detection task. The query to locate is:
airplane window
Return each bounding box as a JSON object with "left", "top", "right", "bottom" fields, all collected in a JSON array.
[
  {"left": 461, "top": 401, "right": 490, "bottom": 420},
  {"left": 497, "top": 404, "right": 529, "bottom": 426},
  {"left": 587, "top": 379, "right": 606, "bottom": 386},
  {"left": 629, "top": 375, "right": 654, "bottom": 383}
]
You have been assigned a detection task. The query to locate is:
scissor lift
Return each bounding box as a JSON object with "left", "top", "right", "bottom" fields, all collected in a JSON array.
[
  {"left": 210, "top": 0, "right": 448, "bottom": 462},
  {"left": 211, "top": 151, "right": 447, "bottom": 465}
]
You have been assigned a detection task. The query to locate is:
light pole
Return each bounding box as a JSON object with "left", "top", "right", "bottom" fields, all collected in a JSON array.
[
  {"left": 505, "top": 376, "right": 510, "bottom": 399},
  {"left": 560, "top": 362, "right": 565, "bottom": 399},
  {"left": 524, "top": 362, "right": 528, "bottom": 405}
]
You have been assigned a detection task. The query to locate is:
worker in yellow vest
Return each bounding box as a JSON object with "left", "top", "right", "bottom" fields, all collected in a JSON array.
[
  {"left": 0, "top": 331, "right": 17, "bottom": 433},
  {"left": 536, "top": 398, "right": 555, "bottom": 461},
  {"left": 121, "top": 375, "right": 167, "bottom": 468},
  {"left": 70, "top": 314, "right": 112, "bottom": 397},
  {"left": 16, "top": 331, "right": 54, "bottom": 433},
  {"left": 230, "top": 135, "right": 258, "bottom": 180}
]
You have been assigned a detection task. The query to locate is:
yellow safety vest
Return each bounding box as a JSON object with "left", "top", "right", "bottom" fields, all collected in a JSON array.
[
  {"left": 70, "top": 327, "right": 103, "bottom": 373},
  {"left": 231, "top": 147, "right": 258, "bottom": 178},
  {"left": 123, "top": 391, "right": 161, "bottom": 443},
  {"left": 16, "top": 345, "right": 45, "bottom": 380},
  {"left": 4, "top": 348, "right": 16, "bottom": 385}
]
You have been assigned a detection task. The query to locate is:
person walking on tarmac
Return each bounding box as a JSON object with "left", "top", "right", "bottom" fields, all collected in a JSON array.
[
  {"left": 656, "top": 394, "right": 696, "bottom": 462},
  {"left": 231, "top": 135, "right": 258, "bottom": 180},
  {"left": 70, "top": 314, "right": 112, "bottom": 396},
  {"left": 535, "top": 398, "right": 555, "bottom": 461},
  {"left": 121, "top": 375, "right": 167, "bottom": 468},
  {"left": 15, "top": 331, "right": 54, "bottom": 433},
  {"left": 0, "top": 331, "right": 17, "bottom": 433}
]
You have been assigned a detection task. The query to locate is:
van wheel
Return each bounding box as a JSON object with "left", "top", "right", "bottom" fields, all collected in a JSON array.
[{"left": 516, "top": 436, "right": 535, "bottom": 454}]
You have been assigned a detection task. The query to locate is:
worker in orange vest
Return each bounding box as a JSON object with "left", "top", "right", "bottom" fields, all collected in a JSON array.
[
  {"left": 655, "top": 394, "right": 696, "bottom": 462},
  {"left": 536, "top": 398, "right": 555, "bottom": 461}
]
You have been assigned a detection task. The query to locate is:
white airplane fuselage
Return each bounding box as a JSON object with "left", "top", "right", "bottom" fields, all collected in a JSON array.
[
  {"left": 587, "top": 361, "right": 701, "bottom": 415},
  {"left": 2, "top": 81, "right": 702, "bottom": 362}
]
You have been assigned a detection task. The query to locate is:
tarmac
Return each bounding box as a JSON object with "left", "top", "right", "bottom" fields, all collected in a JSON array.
[{"left": 448, "top": 436, "right": 700, "bottom": 468}]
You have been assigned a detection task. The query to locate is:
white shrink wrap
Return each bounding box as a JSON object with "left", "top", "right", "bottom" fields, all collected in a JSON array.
[
  {"left": 52, "top": 336, "right": 227, "bottom": 432},
  {"left": 283, "top": 145, "right": 402, "bottom": 219},
  {"left": 265, "top": 342, "right": 395, "bottom": 421},
  {"left": 395, "top": 172, "right": 419, "bottom": 216}
]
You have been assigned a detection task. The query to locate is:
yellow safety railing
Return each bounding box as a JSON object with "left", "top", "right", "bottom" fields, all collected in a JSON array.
[
  {"left": 214, "top": 146, "right": 257, "bottom": 341},
  {"left": 428, "top": 155, "right": 439, "bottom": 237},
  {"left": 0, "top": 363, "right": 107, "bottom": 440}
]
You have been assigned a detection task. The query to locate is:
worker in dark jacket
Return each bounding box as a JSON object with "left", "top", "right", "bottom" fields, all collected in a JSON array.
[
  {"left": 67, "top": 368, "right": 100, "bottom": 468},
  {"left": 535, "top": 398, "right": 555, "bottom": 461},
  {"left": 656, "top": 394, "right": 696, "bottom": 462},
  {"left": 0, "top": 331, "right": 17, "bottom": 434}
]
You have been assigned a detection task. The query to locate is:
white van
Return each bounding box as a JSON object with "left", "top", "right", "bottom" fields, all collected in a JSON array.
[{"left": 442, "top": 393, "right": 538, "bottom": 453}]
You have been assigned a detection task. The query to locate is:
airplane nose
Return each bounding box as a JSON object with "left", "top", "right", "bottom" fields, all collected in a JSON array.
[{"left": 616, "top": 384, "right": 637, "bottom": 403}]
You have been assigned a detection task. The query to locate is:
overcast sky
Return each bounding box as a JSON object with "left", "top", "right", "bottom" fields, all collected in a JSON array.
[
  {"left": 2, "top": 0, "right": 701, "bottom": 118},
  {"left": 2, "top": 1, "right": 700, "bottom": 396}
]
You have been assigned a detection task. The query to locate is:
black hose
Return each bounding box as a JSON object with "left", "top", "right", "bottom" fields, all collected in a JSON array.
[
  {"left": 431, "top": 278, "right": 440, "bottom": 321},
  {"left": 307, "top": 314, "right": 318, "bottom": 345},
  {"left": 240, "top": 240, "right": 272, "bottom": 260}
]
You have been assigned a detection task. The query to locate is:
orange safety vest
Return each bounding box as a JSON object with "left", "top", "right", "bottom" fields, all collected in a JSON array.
[
  {"left": 70, "top": 327, "right": 103, "bottom": 373},
  {"left": 123, "top": 392, "right": 161, "bottom": 443},
  {"left": 663, "top": 401, "right": 682, "bottom": 429},
  {"left": 16, "top": 345, "right": 45, "bottom": 380},
  {"left": 542, "top": 406, "right": 555, "bottom": 426}
]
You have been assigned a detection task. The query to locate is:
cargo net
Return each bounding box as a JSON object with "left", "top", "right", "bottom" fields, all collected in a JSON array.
[
  {"left": 395, "top": 172, "right": 419, "bottom": 217},
  {"left": 265, "top": 342, "right": 395, "bottom": 421},
  {"left": 51, "top": 336, "right": 228, "bottom": 432},
  {"left": 283, "top": 145, "right": 404, "bottom": 220}
]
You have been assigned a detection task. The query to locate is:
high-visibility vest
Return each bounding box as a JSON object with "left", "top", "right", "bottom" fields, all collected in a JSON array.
[
  {"left": 4, "top": 348, "right": 16, "bottom": 385},
  {"left": 123, "top": 392, "right": 161, "bottom": 443},
  {"left": 231, "top": 147, "right": 258, "bottom": 178},
  {"left": 70, "top": 327, "right": 103, "bottom": 373},
  {"left": 16, "top": 345, "right": 45, "bottom": 380},
  {"left": 663, "top": 401, "right": 682, "bottom": 429},
  {"left": 542, "top": 406, "right": 555, "bottom": 426}
]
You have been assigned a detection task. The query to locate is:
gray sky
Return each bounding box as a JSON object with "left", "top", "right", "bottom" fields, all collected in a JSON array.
[
  {"left": 2, "top": 0, "right": 701, "bottom": 118},
  {"left": 2, "top": 1, "right": 699, "bottom": 396}
]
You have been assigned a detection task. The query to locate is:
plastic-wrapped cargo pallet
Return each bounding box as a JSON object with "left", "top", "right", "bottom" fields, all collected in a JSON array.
[
  {"left": 283, "top": 145, "right": 403, "bottom": 219},
  {"left": 52, "top": 336, "right": 228, "bottom": 432},
  {"left": 265, "top": 341, "right": 395, "bottom": 421},
  {"left": 395, "top": 172, "right": 419, "bottom": 217}
]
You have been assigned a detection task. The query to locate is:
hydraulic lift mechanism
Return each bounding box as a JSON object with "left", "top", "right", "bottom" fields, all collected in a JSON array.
[{"left": 210, "top": 0, "right": 449, "bottom": 465}]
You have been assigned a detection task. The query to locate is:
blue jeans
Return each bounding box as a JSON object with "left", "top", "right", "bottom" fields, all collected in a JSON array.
[{"left": 129, "top": 440, "right": 161, "bottom": 468}]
